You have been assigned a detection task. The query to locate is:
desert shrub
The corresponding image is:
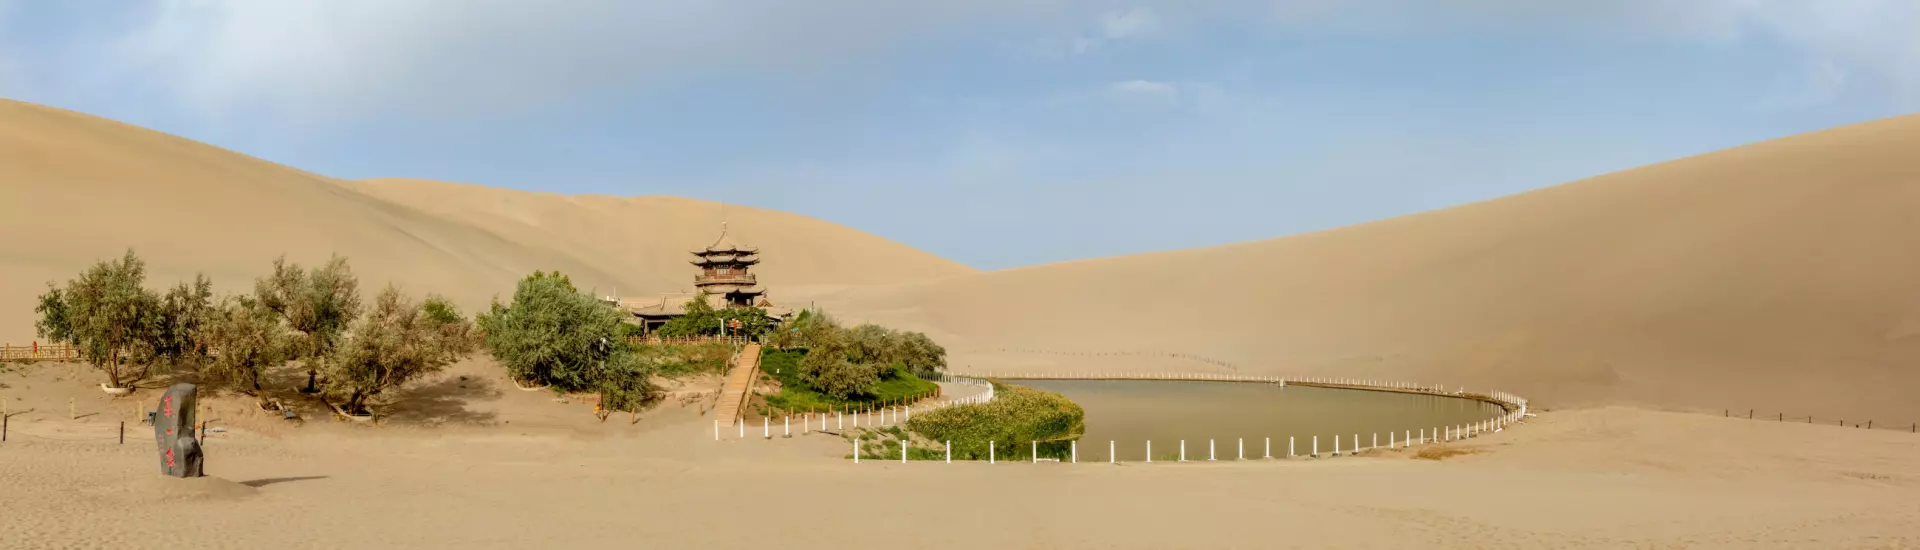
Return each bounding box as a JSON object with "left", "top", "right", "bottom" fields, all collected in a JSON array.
[
  {"left": 324, "top": 287, "right": 475, "bottom": 415},
  {"left": 905, "top": 383, "right": 1085, "bottom": 460},
  {"left": 254, "top": 254, "right": 363, "bottom": 392},
  {"left": 33, "top": 249, "right": 213, "bottom": 388},
  {"left": 477, "top": 271, "right": 630, "bottom": 390},
  {"left": 199, "top": 295, "right": 293, "bottom": 397}
]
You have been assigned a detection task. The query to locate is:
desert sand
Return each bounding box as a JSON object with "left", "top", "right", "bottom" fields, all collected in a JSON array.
[
  {"left": 3, "top": 359, "right": 1916, "bottom": 548},
  {"left": 6, "top": 100, "right": 1920, "bottom": 548}
]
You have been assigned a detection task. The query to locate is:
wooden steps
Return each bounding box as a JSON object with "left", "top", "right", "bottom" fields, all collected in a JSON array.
[{"left": 713, "top": 343, "right": 762, "bottom": 429}]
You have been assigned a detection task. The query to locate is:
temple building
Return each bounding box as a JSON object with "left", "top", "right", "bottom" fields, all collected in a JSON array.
[{"left": 609, "top": 224, "right": 794, "bottom": 335}]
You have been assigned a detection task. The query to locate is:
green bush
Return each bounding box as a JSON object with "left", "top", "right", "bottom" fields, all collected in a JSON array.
[
  {"left": 633, "top": 342, "right": 733, "bottom": 378},
  {"left": 905, "top": 383, "right": 1084, "bottom": 461},
  {"left": 760, "top": 349, "right": 938, "bottom": 413}
]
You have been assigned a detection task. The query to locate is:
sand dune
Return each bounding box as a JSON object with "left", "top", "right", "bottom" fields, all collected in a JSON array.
[
  {"left": 7, "top": 97, "right": 1919, "bottom": 422},
  {"left": 827, "top": 115, "right": 1920, "bottom": 422},
  {"left": 0, "top": 99, "right": 973, "bottom": 339}
]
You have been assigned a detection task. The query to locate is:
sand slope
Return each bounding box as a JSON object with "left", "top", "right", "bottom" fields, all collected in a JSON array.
[
  {"left": 0, "top": 99, "right": 973, "bottom": 339},
  {"left": 830, "top": 115, "right": 1920, "bottom": 422}
]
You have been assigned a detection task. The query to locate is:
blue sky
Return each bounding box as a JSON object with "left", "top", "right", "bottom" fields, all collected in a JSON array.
[{"left": 3, "top": 1, "right": 1916, "bottom": 269}]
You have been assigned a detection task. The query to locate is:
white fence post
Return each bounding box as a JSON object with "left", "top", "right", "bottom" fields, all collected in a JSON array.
[
  {"left": 838, "top": 411, "right": 844, "bottom": 430},
  {"left": 1072, "top": 441, "right": 1078, "bottom": 464},
  {"left": 1110, "top": 440, "right": 1116, "bottom": 464},
  {"left": 1290, "top": 436, "right": 1295, "bottom": 458},
  {"left": 1209, "top": 439, "right": 1216, "bottom": 461},
  {"left": 990, "top": 441, "right": 996, "bottom": 464},
  {"left": 785, "top": 416, "right": 790, "bottom": 437},
  {"left": 854, "top": 439, "right": 860, "bottom": 463},
  {"left": 1180, "top": 440, "right": 1187, "bottom": 462},
  {"left": 1032, "top": 441, "right": 1037, "bottom": 464},
  {"left": 1265, "top": 437, "right": 1272, "bottom": 459},
  {"left": 1313, "top": 436, "right": 1319, "bottom": 458},
  {"left": 763, "top": 417, "right": 769, "bottom": 439},
  {"left": 903, "top": 440, "right": 908, "bottom": 463},
  {"left": 713, "top": 420, "right": 719, "bottom": 441},
  {"left": 946, "top": 441, "right": 951, "bottom": 463},
  {"left": 738, "top": 419, "right": 744, "bottom": 439},
  {"left": 1147, "top": 441, "right": 1153, "bottom": 463},
  {"left": 1239, "top": 438, "right": 1244, "bottom": 460}
]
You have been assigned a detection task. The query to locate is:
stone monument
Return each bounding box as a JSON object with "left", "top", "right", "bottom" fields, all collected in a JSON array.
[{"left": 152, "top": 383, "right": 205, "bottom": 478}]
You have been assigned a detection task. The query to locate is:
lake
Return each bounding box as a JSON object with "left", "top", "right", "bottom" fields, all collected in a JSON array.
[{"left": 1014, "top": 380, "right": 1505, "bottom": 461}]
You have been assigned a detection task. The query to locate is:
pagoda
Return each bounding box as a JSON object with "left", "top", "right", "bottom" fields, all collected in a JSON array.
[
  {"left": 611, "top": 223, "right": 791, "bottom": 335},
  {"left": 690, "top": 222, "right": 767, "bottom": 308}
]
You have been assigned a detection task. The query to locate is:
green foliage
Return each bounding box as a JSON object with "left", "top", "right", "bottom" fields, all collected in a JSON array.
[
  {"left": 254, "top": 254, "right": 363, "bottom": 390},
  {"left": 905, "top": 383, "right": 1085, "bottom": 461},
  {"left": 152, "top": 274, "right": 217, "bottom": 369},
  {"left": 33, "top": 250, "right": 211, "bottom": 387},
  {"left": 477, "top": 270, "right": 632, "bottom": 390},
  {"left": 324, "top": 285, "right": 476, "bottom": 415},
  {"left": 630, "top": 342, "right": 733, "bottom": 378},
  {"left": 656, "top": 293, "right": 777, "bottom": 339},
  {"left": 199, "top": 295, "right": 292, "bottom": 394},
  {"left": 655, "top": 293, "right": 717, "bottom": 337},
  {"left": 760, "top": 349, "right": 938, "bottom": 413}
]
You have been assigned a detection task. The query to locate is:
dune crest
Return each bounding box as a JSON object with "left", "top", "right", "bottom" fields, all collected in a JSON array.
[
  {"left": 829, "top": 114, "right": 1920, "bottom": 421},
  {"left": 0, "top": 99, "right": 973, "bottom": 339}
]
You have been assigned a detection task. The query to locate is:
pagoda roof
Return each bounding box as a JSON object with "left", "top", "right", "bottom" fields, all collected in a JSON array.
[
  {"left": 690, "top": 254, "right": 758, "bottom": 265},
  {"left": 692, "top": 223, "right": 759, "bottom": 255}
]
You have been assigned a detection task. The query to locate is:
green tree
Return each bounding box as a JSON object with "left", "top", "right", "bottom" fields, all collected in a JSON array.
[
  {"left": 255, "top": 255, "right": 363, "bottom": 393},
  {"left": 324, "top": 286, "right": 475, "bottom": 415},
  {"left": 33, "top": 250, "right": 205, "bottom": 388},
  {"left": 893, "top": 331, "right": 947, "bottom": 379},
  {"left": 200, "top": 295, "right": 292, "bottom": 402},
  {"left": 153, "top": 275, "right": 216, "bottom": 368},
  {"left": 655, "top": 292, "right": 719, "bottom": 337},
  {"left": 798, "top": 327, "right": 879, "bottom": 399},
  {"left": 477, "top": 271, "right": 632, "bottom": 390}
]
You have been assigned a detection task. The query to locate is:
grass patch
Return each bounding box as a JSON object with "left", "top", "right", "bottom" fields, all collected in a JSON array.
[
  {"left": 1412, "top": 446, "right": 1481, "bottom": 461},
  {"left": 633, "top": 342, "right": 734, "bottom": 379},
  {"left": 759, "top": 349, "right": 938, "bottom": 414},
  {"left": 903, "top": 382, "right": 1083, "bottom": 461}
]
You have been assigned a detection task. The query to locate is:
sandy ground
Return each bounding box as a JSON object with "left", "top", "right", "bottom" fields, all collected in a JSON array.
[{"left": 6, "top": 363, "right": 1920, "bottom": 549}]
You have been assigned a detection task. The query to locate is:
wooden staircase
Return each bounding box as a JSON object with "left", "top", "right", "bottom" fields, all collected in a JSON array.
[{"left": 714, "top": 343, "right": 763, "bottom": 429}]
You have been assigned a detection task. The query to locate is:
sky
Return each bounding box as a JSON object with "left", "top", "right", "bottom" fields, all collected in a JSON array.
[{"left": 3, "top": 1, "right": 1917, "bottom": 269}]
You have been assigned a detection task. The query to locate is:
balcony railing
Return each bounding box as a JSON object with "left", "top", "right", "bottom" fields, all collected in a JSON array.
[{"left": 695, "top": 274, "right": 757, "bottom": 285}]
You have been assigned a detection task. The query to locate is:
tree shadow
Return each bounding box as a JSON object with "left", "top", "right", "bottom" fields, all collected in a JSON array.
[
  {"left": 239, "top": 476, "right": 329, "bottom": 488},
  {"left": 377, "top": 375, "right": 502, "bottom": 427}
]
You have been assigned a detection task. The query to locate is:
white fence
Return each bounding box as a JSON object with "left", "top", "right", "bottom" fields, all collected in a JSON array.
[
  {"left": 844, "top": 374, "right": 1530, "bottom": 464},
  {"left": 710, "top": 375, "right": 1001, "bottom": 441}
]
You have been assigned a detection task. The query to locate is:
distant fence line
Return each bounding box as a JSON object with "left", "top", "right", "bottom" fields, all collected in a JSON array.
[
  {"left": 840, "top": 375, "right": 1529, "bottom": 465},
  {"left": 1722, "top": 409, "right": 1917, "bottom": 433},
  {"left": 709, "top": 372, "right": 1535, "bottom": 466}
]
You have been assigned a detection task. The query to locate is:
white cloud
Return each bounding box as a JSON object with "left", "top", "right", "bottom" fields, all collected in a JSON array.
[
  {"left": 1109, "top": 79, "right": 1179, "bottom": 98},
  {"left": 87, "top": 0, "right": 1076, "bottom": 125}
]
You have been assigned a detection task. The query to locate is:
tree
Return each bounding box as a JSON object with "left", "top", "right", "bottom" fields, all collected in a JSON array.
[
  {"left": 152, "top": 275, "right": 216, "bottom": 368},
  {"left": 200, "top": 295, "right": 292, "bottom": 402},
  {"left": 477, "top": 271, "right": 631, "bottom": 390},
  {"left": 33, "top": 250, "right": 199, "bottom": 388},
  {"left": 655, "top": 292, "right": 719, "bottom": 337},
  {"left": 255, "top": 255, "right": 362, "bottom": 393},
  {"left": 894, "top": 331, "right": 947, "bottom": 379},
  {"left": 323, "top": 286, "right": 474, "bottom": 415},
  {"left": 798, "top": 327, "right": 880, "bottom": 399}
]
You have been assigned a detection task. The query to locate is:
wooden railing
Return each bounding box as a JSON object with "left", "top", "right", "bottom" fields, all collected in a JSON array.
[{"left": 1, "top": 342, "right": 81, "bottom": 362}]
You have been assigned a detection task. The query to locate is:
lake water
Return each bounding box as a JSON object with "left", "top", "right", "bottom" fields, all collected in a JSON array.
[{"left": 1015, "top": 380, "right": 1505, "bottom": 461}]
